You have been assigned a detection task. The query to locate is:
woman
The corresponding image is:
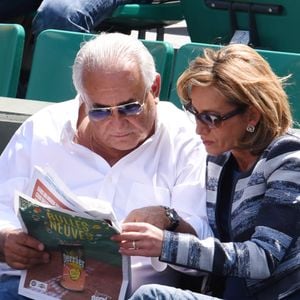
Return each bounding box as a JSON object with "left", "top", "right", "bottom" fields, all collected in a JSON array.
[{"left": 112, "top": 44, "right": 300, "bottom": 299}]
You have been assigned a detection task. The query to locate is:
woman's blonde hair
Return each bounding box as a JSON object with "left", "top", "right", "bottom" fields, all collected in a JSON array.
[{"left": 177, "top": 44, "right": 293, "bottom": 154}]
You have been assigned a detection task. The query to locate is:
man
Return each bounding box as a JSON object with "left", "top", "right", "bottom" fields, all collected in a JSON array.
[
  {"left": 0, "top": 33, "right": 210, "bottom": 298},
  {"left": 32, "top": 0, "right": 153, "bottom": 36},
  {"left": 0, "top": 0, "right": 152, "bottom": 37}
]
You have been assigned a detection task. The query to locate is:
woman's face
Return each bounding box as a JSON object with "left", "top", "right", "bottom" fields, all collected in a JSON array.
[{"left": 190, "top": 85, "right": 249, "bottom": 156}]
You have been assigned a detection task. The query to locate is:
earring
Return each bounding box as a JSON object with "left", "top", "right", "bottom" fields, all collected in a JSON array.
[{"left": 246, "top": 124, "right": 255, "bottom": 133}]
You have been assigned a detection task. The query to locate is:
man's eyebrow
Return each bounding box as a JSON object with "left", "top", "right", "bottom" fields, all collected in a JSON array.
[{"left": 91, "top": 98, "right": 140, "bottom": 108}]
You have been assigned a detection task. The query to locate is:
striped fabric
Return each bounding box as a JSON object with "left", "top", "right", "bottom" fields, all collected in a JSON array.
[{"left": 160, "top": 133, "right": 300, "bottom": 295}]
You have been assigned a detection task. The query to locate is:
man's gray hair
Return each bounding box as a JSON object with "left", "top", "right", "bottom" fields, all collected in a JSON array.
[{"left": 72, "top": 32, "right": 157, "bottom": 96}]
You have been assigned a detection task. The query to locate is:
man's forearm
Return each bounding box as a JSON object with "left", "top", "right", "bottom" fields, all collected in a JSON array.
[
  {"left": 0, "top": 229, "right": 8, "bottom": 262},
  {"left": 175, "top": 217, "right": 197, "bottom": 235}
]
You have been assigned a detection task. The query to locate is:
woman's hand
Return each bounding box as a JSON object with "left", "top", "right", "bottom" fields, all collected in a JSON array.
[{"left": 111, "top": 222, "right": 164, "bottom": 257}]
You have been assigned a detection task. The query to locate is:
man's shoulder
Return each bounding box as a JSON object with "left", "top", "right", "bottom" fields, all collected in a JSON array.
[
  {"left": 14, "top": 98, "right": 79, "bottom": 140},
  {"left": 32, "top": 98, "right": 79, "bottom": 118},
  {"left": 23, "top": 98, "right": 79, "bottom": 129},
  {"left": 157, "top": 101, "right": 194, "bottom": 130},
  {"left": 157, "top": 100, "right": 182, "bottom": 114},
  {"left": 156, "top": 101, "right": 203, "bottom": 151}
]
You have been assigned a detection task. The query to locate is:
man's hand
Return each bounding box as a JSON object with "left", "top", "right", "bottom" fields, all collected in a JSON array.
[
  {"left": 1, "top": 229, "right": 50, "bottom": 269},
  {"left": 124, "top": 206, "right": 170, "bottom": 230},
  {"left": 124, "top": 205, "right": 196, "bottom": 235}
]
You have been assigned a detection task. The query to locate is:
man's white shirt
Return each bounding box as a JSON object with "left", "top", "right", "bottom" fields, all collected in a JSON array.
[{"left": 0, "top": 98, "right": 211, "bottom": 291}]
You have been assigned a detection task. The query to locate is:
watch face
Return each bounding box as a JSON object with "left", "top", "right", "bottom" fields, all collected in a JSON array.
[{"left": 165, "top": 207, "right": 179, "bottom": 231}]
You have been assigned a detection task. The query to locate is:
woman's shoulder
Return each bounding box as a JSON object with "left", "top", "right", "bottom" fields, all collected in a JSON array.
[
  {"left": 207, "top": 152, "right": 230, "bottom": 163},
  {"left": 264, "top": 133, "right": 300, "bottom": 160}
]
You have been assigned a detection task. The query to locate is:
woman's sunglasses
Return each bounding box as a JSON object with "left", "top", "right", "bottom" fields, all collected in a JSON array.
[{"left": 183, "top": 102, "right": 246, "bottom": 129}]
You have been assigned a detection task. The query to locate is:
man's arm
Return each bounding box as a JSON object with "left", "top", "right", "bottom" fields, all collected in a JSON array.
[
  {"left": 123, "top": 205, "right": 196, "bottom": 235},
  {"left": 0, "top": 230, "right": 7, "bottom": 262}
]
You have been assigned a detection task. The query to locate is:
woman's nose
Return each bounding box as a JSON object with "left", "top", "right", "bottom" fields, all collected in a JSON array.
[{"left": 195, "top": 119, "right": 210, "bottom": 135}]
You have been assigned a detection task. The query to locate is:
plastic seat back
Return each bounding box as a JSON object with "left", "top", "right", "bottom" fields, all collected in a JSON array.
[
  {"left": 0, "top": 23, "right": 25, "bottom": 97},
  {"left": 99, "top": 1, "right": 184, "bottom": 40},
  {"left": 181, "top": 0, "right": 300, "bottom": 53},
  {"left": 169, "top": 43, "right": 221, "bottom": 108},
  {"left": 26, "top": 29, "right": 174, "bottom": 102},
  {"left": 169, "top": 43, "right": 300, "bottom": 126}
]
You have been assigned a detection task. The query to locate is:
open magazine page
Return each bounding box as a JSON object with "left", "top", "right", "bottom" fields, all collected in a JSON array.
[
  {"left": 15, "top": 192, "right": 130, "bottom": 300},
  {"left": 25, "top": 165, "right": 85, "bottom": 212},
  {"left": 26, "top": 165, "right": 120, "bottom": 230}
]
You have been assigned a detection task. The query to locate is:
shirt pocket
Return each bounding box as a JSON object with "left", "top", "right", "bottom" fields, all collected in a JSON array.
[{"left": 125, "top": 182, "right": 171, "bottom": 214}]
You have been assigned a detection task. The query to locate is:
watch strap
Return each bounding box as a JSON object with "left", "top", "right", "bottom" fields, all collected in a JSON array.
[{"left": 161, "top": 206, "right": 180, "bottom": 231}]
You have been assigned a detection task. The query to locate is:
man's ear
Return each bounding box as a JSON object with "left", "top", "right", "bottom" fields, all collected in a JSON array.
[
  {"left": 77, "top": 100, "right": 88, "bottom": 129},
  {"left": 151, "top": 73, "right": 161, "bottom": 100}
]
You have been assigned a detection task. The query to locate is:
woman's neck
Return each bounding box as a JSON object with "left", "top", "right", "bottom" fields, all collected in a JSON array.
[{"left": 231, "top": 149, "right": 259, "bottom": 172}]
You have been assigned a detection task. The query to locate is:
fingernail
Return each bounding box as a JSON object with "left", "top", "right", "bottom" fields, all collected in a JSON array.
[{"left": 38, "top": 243, "right": 45, "bottom": 251}]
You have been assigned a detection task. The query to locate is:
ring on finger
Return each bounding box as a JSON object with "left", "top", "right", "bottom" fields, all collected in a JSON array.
[{"left": 132, "top": 240, "right": 137, "bottom": 250}]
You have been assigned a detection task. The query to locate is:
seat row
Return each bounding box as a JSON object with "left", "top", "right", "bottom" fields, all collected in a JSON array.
[
  {"left": 181, "top": 0, "right": 300, "bottom": 54},
  {"left": 1, "top": 23, "right": 300, "bottom": 126}
]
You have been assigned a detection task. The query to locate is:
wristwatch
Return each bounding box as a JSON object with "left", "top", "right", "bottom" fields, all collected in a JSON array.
[{"left": 161, "top": 206, "right": 180, "bottom": 231}]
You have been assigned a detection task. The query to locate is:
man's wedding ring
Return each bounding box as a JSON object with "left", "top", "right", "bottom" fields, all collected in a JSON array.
[{"left": 132, "top": 240, "right": 137, "bottom": 250}]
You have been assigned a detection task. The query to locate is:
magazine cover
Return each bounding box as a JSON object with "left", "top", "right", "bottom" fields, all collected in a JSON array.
[{"left": 16, "top": 192, "right": 130, "bottom": 300}]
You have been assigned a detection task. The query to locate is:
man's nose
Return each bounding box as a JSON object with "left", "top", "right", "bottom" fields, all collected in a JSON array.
[{"left": 109, "top": 108, "right": 127, "bottom": 122}]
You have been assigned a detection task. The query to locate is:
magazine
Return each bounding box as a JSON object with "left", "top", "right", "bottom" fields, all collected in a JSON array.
[
  {"left": 15, "top": 166, "right": 130, "bottom": 300},
  {"left": 25, "top": 166, "right": 120, "bottom": 230}
]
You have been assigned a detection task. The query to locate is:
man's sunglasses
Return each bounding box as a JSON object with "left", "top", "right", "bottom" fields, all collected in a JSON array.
[
  {"left": 88, "top": 101, "right": 144, "bottom": 121},
  {"left": 183, "top": 102, "right": 246, "bottom": 128},
  {"left": 87, "top": 89, "right": 148, "bottom": 121}
]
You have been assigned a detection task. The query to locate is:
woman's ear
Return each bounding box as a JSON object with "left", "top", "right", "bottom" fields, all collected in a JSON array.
[{"left": 247, "top": 106, "right": 261, "bottom": 127}]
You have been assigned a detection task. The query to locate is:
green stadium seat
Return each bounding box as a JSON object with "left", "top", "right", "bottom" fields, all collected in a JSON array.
[
  {"left": 169, "top": 43, "right": 300, "bottom": 127},
  {"left": 0, "top": 23, "right": 25, "bottom": 97},
  {"left": 26, "top": 29, "right": 174, "bottom": 102},
  {"left": 169, "top": 43, "right": 221, "bottom": 108},
  {"left": 180, "top": 0, "right": 300, "bottom": 53},
  {"left": 98, "top": 1, "right": 184, "bottom": 40}
]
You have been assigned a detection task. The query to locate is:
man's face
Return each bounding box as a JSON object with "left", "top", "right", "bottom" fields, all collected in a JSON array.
[{"left": 81, "top": 66, "right": 159, "bottom": 152}]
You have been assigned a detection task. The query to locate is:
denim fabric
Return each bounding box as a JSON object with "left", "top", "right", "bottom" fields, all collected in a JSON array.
[
  {"left": 0, "top": 276, "right": 30, "bottom": 300},
  {"left": 129, "top": 284, "right": 221, "bottom": 300},
  {"left": 32, "top": 0, "right": 146, "bottom": 35}
]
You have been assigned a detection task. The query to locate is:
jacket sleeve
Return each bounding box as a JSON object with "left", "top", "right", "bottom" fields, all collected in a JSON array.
[{"left": 160, "top": 136, "right": 300, "bottom": 280}]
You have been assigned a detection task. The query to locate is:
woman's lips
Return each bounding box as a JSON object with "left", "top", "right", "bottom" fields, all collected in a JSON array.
[{"left": 202, "top": 140, "right": 214, "bottom": 146}]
